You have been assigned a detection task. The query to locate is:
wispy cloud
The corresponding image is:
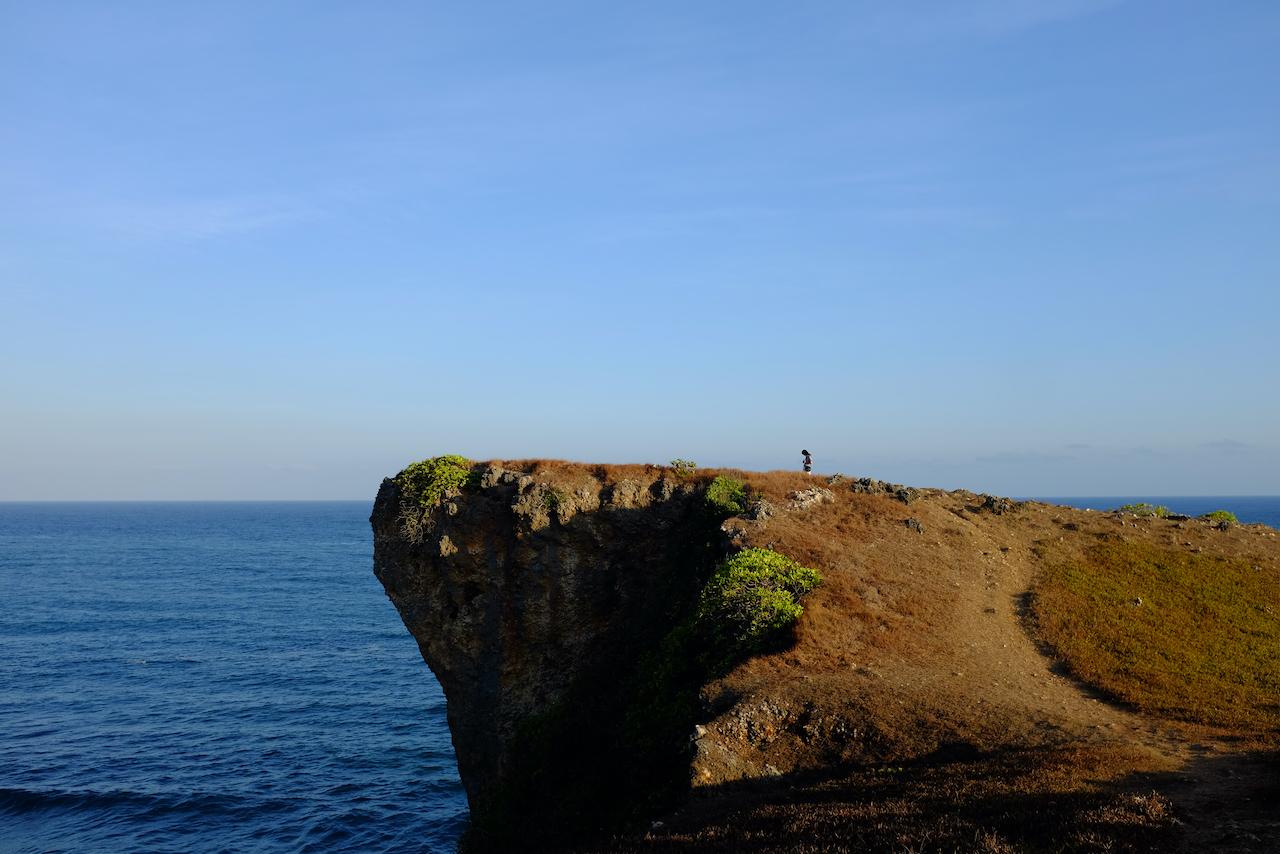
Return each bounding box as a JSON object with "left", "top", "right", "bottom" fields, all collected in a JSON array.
[
  {"left": 974, "top": 450, "right": 1075, "bottom": 465},
  {"left": 1200, "top": 439, "right": 1255, "bottom": 455},
  {"left": 83, "top": 194, "right": 319, "bottom": 240},
  {"left": 856, "top": 0, "right": 1123, "bottom": 43},
  {"left": 2, "top": 162, "right": 323, "bottom": 242},
  {"left": 867, "top": 204, "right": 1003, "bottom": 227},
  {"left": 1035, "top": 127, "right": 1280, "bottom": 220}
]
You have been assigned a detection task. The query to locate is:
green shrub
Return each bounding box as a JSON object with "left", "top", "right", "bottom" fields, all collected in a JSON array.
[
  {"left": 1115, "top": 502, "right": 1171, "bottom": 518},
  {"left": 543, "top": 486, "right": 568, "bottom": 512},
  {"left": 696, "top": 548, "right": 821, "bottom": 667},
  {"left": 1201, "top": 510, "right": 1238, "bottom": 525},
  {"left": 669, "top": 458, "right": 697, "bottom": 476},
  {"left": 705, "top": 475, "right": 749, "bottom": 516},
  {"left": 396, "top": 454, "right": 475, "bottom": 507}
]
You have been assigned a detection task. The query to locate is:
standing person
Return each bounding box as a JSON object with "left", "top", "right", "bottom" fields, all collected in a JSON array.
[{"left": 801, "top": 450, "right": 812, "bottom": 475}]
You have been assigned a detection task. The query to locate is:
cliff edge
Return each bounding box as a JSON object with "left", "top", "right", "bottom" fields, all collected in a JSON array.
[
  {"left": 371, "top": 461, "right": 724, "bottom": 845},
  {"left": 372, "top": 459, "right": 1279, "bottom": 852}
]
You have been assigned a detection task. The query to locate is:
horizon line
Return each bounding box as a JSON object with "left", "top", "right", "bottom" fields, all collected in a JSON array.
[{"left": 3, "top": 494, "right": 1279, "bottom": 503}]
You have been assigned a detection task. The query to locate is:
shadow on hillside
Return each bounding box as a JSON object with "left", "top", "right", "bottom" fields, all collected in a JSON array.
[{"left": 596, "top": 746, "right": 1280, "bottom": 853}]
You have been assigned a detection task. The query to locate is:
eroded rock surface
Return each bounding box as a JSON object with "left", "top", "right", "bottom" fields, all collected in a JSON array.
[{"left": 371, "top": 464, "right": 716, "bottom": 844}]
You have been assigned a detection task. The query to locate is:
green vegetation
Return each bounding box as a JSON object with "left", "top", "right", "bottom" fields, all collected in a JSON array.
[
  {"left": 1032, "top": 541, "right": 1280, "bottom": 731},
  {"left": 1114, "top": 503, "right": 1171, "bottom": 517},
  {"left": 542, "top": 485, "right": 568, "bottom": 512},
  {"left": 669, "top": 458, "right": 697, "bottom": 476},
  {"left": 705, "top": 475, "right": 749, "bottom": 517},
  {"left": 695, "top": 548, "right": 822, "bottom": 670},
  {"left": 395, "top": 454, "right": 476, "bottom": 507},
  {"left": 1202, "top": 509, "right": 1239, "bottom": 525}
]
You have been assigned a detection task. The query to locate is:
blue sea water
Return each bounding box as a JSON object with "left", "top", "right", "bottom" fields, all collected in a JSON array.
[
  {"left": 1033, "top": 496, "right": 1280, "bottom": 528},
  {"left": 0, "top": 502, "right": 467, "bottom": 854},
  {"left": 1, "top": 497, "right": 1276, "bottom": 854}
]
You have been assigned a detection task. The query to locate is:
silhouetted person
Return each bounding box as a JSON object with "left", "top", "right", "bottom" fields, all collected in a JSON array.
[{"left": 802, "top": 450, "right": 812, "bottom": 474}]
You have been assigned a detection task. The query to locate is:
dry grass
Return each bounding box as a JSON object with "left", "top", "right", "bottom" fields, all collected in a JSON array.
[
  {"left": 1032, "top": 541, "right": 1280, "bottom": 731},
  {"left": 597, "top": 746, "right": 1181, "bottom": 853}
]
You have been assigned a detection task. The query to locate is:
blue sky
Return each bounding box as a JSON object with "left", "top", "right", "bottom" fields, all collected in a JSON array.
[{"left": 2, "top": 0, "right": 1278, "bottom": 499}]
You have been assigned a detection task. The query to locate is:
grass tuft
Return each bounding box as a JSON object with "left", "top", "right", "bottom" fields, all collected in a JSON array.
[
  {"left": 669, "top": 458, "right": 697, "bottom": 477},
  {"left": 1114, "top": 503, "right": 1171, "bottom": 517}
]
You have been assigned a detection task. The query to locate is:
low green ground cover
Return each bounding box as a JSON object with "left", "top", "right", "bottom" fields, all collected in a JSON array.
[{"left": 1033, "top": 541, "right": 1279, "bottom": 731}]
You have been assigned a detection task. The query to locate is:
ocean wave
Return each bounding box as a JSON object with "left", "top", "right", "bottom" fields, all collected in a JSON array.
[{"left": 0, "top": 786, "right": 295, "bottom": 819}]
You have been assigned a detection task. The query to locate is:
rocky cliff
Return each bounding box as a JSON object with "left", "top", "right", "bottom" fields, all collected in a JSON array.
[
  {"left": 371, "top": 461, "right": 727, "bottom": 846},
  {"left": 373, "top": 459, "right": 1280, "bottom": 852}
]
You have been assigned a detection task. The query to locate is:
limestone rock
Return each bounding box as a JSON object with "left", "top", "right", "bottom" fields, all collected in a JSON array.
[
  {"left": 371, "top": 467, "right": 709, "bottom": 846},
  {"left": 979, "top": 494, "right": 1017, "bottom": 515},
  {"left": 787, "top": 488, "right": 834, "bottom": 511}
]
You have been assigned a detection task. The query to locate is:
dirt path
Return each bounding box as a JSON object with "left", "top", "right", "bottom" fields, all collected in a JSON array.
[{"left": 920, "top": 497, "right": 1279, "bottom": 849}]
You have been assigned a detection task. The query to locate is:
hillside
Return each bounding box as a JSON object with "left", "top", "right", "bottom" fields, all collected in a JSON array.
[{"left": 371, "top": 459, "right": 1279, "bottom": 852}]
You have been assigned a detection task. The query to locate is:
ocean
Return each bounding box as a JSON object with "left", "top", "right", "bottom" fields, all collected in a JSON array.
[
  {"left": 0, "top": 502, "right": 467, "bottom": 854},
  {"left": 1, "top": 497, "right": 1276, "bottom": 853},
  {"left": 1033, "top": 496, "right": 1280, "bottom": 528}
]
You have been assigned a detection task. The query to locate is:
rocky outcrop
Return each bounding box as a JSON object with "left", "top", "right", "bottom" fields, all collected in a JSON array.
[
  {"left": 849, "top": 476, "right": 920, "bottom": 504},
  {"left": 786, "top": 487, "right": 834, "bottom": 511},
  {"left": 978, "top": 493, "right": 1018, "bottom": 515},
  {"left": 371, "top": 464, "right": 721, "bottom": 846}
]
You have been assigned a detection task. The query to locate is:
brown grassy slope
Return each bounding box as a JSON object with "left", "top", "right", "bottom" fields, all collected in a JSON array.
[
  {"left": 485, "top": 462, "right": 1279, "bottom": 852},
  {"left": 710, "top": 472, "right": 1278, "bottom": 750},
  {"left": 1033, "top": 540, "right": 1279, "bottom": 731}
]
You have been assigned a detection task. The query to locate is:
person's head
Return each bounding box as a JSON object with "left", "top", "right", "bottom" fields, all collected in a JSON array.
[{"left": 802, "top": 449, "right": 810, "bottom": 456}]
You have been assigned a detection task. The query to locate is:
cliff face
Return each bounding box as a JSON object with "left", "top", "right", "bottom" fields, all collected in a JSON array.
[{"left": 370, "top": 462, "right": 720, "bottom": 843}]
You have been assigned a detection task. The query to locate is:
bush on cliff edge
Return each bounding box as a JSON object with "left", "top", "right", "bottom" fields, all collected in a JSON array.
[
  {"left": 705, "top": 475, "right": 749, "bottom": 517},
  {"left": 696, "top": 547, "right": 822, "bottom": 667},
  {"left": 396, "top": 454, "right": 475, "bottom": 507}
]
